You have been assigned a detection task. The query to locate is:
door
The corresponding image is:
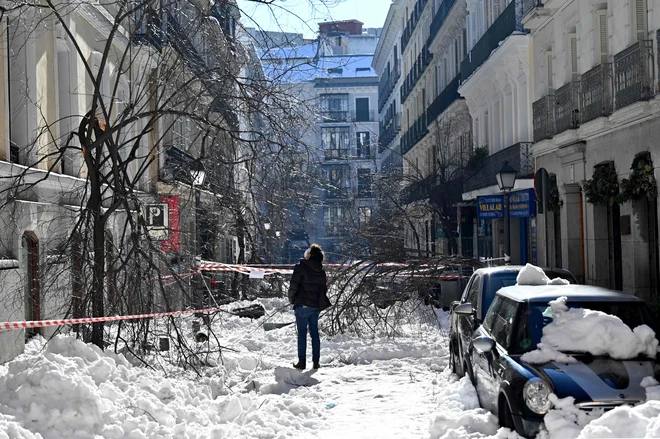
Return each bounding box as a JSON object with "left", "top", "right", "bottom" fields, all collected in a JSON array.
[
  {"left": 458, "top": 274, "right": 482, "bottom": 366},
  {"left": 355, "top": 98, "right": 370, "bottom": 122},
  {"left": 22, "top": 232, "right": 40, "bottom": 339}
]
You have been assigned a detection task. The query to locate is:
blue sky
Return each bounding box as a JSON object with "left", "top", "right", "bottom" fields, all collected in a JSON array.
[{"left": 237, "top": 0, "right": 392, "bottom": 38}]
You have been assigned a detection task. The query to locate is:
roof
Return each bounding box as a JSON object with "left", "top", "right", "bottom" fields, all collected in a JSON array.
[
  {"left": 497, "top": 284, "right": 643, "bottom": 303},
  {"left": 262, "top": 54, "right": 376, "bottom": 84}
]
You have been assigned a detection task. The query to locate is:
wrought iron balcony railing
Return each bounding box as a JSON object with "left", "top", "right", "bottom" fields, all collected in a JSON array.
[
  {"left": 320, "top": 111, "right": 349, "bottom": 123},
  {"left": 613, "top": 40, "right": 655, "bottom": 110},
  {"left": 580, "top": 63, "right": 613, "bottom": 123},
  {"left": 133, "top": 9, "right": 163, "bottom": 51},
  {"left": 378, "top": 62, "right": 401, "bottom": 112},
  {"left": 532, "top": 93, "right": 555, "bottom": 142},
  {"left": 428, "top": 0, "right": 458, "bottom": 46},
  {"left": 401, "top": 44, "right": 433, "bottom": 103},
  {"left": 401, "top": 0, "right": 429, "bottom": 52},
  {"left": 379, "top": 113, "right": 402, "bottom": 151},
  {"left": 427, "top": 73, "right": 461, "bottom": 125},
  {"left": 401, "top": 111, "right": 429, "bottom": 155},
  {"left": 323, "top": 147, "right": 351, "bottom": 160},
  {"left": 352, "top": 110, "right": 376, "bottom": 123},
  {"left": 554, "top": 78, "right": 581, "bottom": 134},
  {"left": 461, "top": 0, "right": 518, "bottom": 83},
  {"left": 463, "top": 142, "right": 533, "bottom": 192}
]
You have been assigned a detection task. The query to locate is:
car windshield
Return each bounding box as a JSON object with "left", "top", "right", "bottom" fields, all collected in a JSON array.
[
  {"left": 482, "top": 269, "right": 576, "bottom": 317},
  {"left": 510, "top": 301, "right": 658, "bottom": 355}
]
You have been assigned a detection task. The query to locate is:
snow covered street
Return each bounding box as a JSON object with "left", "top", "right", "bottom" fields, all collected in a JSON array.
[{"left": 1, "top": 297, "right": 660, "bottom": 438}]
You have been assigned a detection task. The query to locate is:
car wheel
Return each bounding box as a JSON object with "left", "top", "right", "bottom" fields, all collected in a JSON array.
[
  {"left": 463, "top": 358, "right": 475, "bottom": 385},
  {"left": 450, "top": 342, "right": 464, "bottom": 377},
  {"left": 498, "top": 399, "right": 517, "bottom": 433}
]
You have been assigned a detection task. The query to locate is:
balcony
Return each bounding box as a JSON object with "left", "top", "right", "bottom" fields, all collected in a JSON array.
[
  {"left": 461, "top": 0, "right": 518, "bottom": 83},
  {"left": 401, "top": 0, "right": 429, "bottom": 52},
  {"left": 613, "top": 40, "right": 655, "bottom": 110},
  {"left": 320, "top": 111, "right": 349, "bottom": 123},
  {"left": 580, "top": 63, "right": 612, "bottom": 123},
  {"left": 554, "top": 79, "right": 581, "bottom": 134},
  {"left": 401, "top": 111, "right": 429, "bottom": 155},
  {"left": 325, "top": 187, "right": 349, "bottom": 200},
  {"left": 403, "top": 174, "right": 434, "bottom": 204},
  {"left": 378, "top": 62, "right": 401, "bottom": 112},
  {"left": 401, "top": 44, "right": 434, "bottom": 103},
  {"left": 352, "top": 110, "right": 376, "bottom": 123},
  {"left": 463, "top": 142, "right": 534, "bottom": 193},
  {"left": 133, "top": 9, "right": 163, "bottom": 51},
  {"left": 323, "top": 147, "right": 351, "bottom": 160},
  {"left": 379, "top": 113, "right": 402, "bottom": 151},
  {"left": 427, "top": 73, "right": 461, "bottom": 125},
  {"left": 428, "top": 0, "right": 458, "bottom": 46},
  {"left": 532, "top": 94, "right": 554, "bottom": 142},
  {"left": 521, "top": 0, "right": 543, "bottom": 17}
]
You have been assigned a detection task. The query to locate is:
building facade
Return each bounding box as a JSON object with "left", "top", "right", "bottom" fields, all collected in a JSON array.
[
  {"left": 458, "top": 0, "right": 535, "bottom": 265},
  {"left": 0, "top": 0, "right": 247, "bottom": 362},
  {"left": 525, "top": 0, "right": 660, "bottom": 296}
]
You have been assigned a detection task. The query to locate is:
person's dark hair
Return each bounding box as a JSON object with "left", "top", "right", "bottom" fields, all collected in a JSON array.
[{"left": 308, "top": 243, "right": 324, "bottom": 262}]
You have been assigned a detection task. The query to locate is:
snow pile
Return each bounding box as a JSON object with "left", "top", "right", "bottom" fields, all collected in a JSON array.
[
  {"left": 428, "top": 374, "right": 501, "bottom": 439},
  {"left": 516, "top": 264, "right": 569, "bottom": 286},
  {"left": 541, "top": 395, "right": 605, "bottom": 439},
  {"left": 521, "top": 296, "right": 658, "bottom": 364}
]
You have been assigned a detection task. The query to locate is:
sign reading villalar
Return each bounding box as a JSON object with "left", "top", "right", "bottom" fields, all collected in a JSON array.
[{"left": 477, "top": 189, "right": 536, "bottom": 220}]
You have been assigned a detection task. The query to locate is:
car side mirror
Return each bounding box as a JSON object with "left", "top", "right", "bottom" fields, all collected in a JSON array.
[
  {"left": 473, "top": 336, "right": 495, "bottom": 354},
  {"left": 454, "top": 303, "right": 474, "bottom": 316}
]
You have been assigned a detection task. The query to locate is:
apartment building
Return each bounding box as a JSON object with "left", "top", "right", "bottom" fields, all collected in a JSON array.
[
  {"left": 0, "top": 0, "right": 246, "bottom": 362},
  {"left": 526, "top": 0, "right": 660, "bottom": 295},
  {"left": 457, "top": 0, "right": 535, "bottom": 265},
  {"left": 259, "top": 21, "right": 381, "bottom": 262}
]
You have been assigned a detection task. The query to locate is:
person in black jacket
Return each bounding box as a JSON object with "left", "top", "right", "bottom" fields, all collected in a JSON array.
[{"left": 288, "top": 244, "right": 329, "bottom": 370}]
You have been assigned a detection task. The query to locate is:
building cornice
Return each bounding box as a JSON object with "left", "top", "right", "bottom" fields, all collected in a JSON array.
[{"left": 373, "top": 1, "right": 403, "bottom": 73}]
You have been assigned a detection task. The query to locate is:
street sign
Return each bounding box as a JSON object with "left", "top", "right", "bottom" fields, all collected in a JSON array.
[{"left": 145, "top": 203, "right": 169, "bottom": 240}]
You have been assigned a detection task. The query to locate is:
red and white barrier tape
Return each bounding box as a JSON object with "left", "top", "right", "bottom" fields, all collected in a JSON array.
[{"left": 0, "top": 307, "right": 222, "bottom": 332}]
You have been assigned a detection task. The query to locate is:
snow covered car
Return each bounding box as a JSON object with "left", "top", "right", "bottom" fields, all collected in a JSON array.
[
  {"left": 453, "top": 284, "right": 660, "bottom": 438},
  {"left": 448, "top": 266, "right": 577, "bottom": 379}
]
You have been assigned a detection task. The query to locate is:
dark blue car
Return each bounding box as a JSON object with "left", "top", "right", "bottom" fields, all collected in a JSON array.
[{"left": 454, "top": 285, "right": 660, "bottom": 438}]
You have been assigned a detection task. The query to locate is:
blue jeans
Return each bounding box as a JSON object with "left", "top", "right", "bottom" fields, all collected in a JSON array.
[{"left": 295, "top": 306, "right": 320, "bottom": 362}]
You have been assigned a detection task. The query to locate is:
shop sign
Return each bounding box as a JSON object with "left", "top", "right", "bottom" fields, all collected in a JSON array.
[
  {"left": 509, "top": 188, "right": 536, "bottom": 218},
  {"left": 160, "top": 195, "right": 180, "bottom": 252},
  {"left": 477, "top": 195, "right": 504, "bottom": 219}
]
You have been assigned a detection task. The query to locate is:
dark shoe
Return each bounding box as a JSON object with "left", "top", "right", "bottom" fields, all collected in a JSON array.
[
  {"left": 293, "top": 360, "right": 306, "bottom": 370},
  {"left": 313, "top": 362, "right": 320, "bottom": 369}
]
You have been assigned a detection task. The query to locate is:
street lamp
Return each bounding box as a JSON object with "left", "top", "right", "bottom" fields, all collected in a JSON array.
[
  {"left": 496, "top": 161, "right": 517, "bottom": 261},
  {"left": 191, "top": 165, "right": 206, "bottom": 313}
]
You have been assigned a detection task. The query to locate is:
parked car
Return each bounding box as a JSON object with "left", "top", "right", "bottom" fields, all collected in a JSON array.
[
  {"left": 449, "top": 266, "right": 578, "bottom": 379},
  {"left": 453, "top": 285, "right": 660, "bottom": 438}
]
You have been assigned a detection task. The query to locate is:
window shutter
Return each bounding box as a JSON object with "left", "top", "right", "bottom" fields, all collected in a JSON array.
[
  {"left": 546, "top": 51, "right": 553, "bottom": 89},
  {"left": 635, "top": 0, "right": 647, "bottom": 42},
  {"left": 597, "top": 10, "right": 608, "bottom": 64},
  {"left": 569, "top": 33, "right": 578, "bottom": 76}
]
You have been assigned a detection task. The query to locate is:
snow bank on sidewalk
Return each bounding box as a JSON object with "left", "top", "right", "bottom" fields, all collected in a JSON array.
[{"left": 521, "top": 296, "right": 658, "bottom": 364}]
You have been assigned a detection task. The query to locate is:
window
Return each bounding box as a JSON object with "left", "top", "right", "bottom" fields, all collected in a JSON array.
[
  {"left": 632, "top": 0, "right": 648, "bottom": 42},
  {"left": 324, "top": 205, "right": 345, "bottom": 236},
  {"left": 596, "top": 9, "right": 608, "bottom": 65},
  {"left": 483, "top": 295, "right": 503, "bottom": 333},
  {"left": 358, "top": 207, "right": 372, "bottom": 226},
  {"left": 357, "top": 168, "right": 373, "bottom": 198},
  {"left": 490, "top": 298, "right": 518, "bottom": 350},
  {"left": 321, "top": 94, "right": 349, "bottom": 122},
  {"left": 355, "top": 97, "right": 370, "bottom": 122},
  {"left": 356, "top": 67, "right": 371, "bottom": 76},
  {"left": 322, "top": 127, "right": 350, "bottom": 158},
  {"left": 463, "top": 274, "right": 481, "bottom": 305},
  {"left": 328, "top": 67, "right": 343, "bottom": 75},
  {"left": 356, "top": 132, "right": 371, "bottom": 158},
  {"left": 326, "top": 167, "right": 346, "bottom": 198}
]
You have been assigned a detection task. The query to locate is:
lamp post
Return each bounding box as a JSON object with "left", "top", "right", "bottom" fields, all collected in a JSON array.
[
  {"left": 496, "top": 161, "right": 518, "bottom": 261},
  {"left": 191, "top": 167, "right": 205, "bottom": 313}
]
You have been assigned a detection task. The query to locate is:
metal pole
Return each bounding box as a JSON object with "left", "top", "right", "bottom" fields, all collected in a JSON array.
[{"left": 504, "top": 191, "right": 510, "bottom": 259}]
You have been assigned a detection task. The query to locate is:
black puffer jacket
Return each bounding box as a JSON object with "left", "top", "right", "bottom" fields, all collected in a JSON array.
[{"left": 288, "top": 258, "right": 328, "bottom": 308}]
